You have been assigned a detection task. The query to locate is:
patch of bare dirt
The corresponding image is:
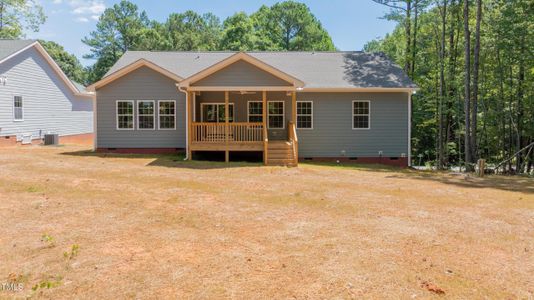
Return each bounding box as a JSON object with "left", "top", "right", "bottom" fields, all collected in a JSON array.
[{"left": 0, "top": 145, "right": 533, "bottom": 299}]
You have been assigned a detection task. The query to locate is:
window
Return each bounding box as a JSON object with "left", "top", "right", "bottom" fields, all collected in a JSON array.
[
  {"left": 137, "top": 100, "right": 155, "bottom": 130},
  {"left": 158, "top": 100, "right": 176, "bottom": 130},
  {"left": 201, "top": 103, "right": 234, "bottom": 123},
  {"left": 116, "top": 100, "right": 134, "bottom": 130},
  {"left": 296, "top": 101, "right": 313, "bottom": 129},
  {"left": 13, "top": 96, "right": 23, "bottom": 121},
  {"left": 268, "top": 101, "right": 284, "bottom": 129},
  {"left": 352, "top": 100, "right": 370, "bottom": 129},
  {"left": 248, "top": 101, "right": 263, "bottom": 123}
]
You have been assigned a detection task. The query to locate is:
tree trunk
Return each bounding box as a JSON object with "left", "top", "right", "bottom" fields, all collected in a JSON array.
[
  {"left": 405, "top": 0, "right": 412, "bottom": 73},
  {"left": 471, "top": 0, "right": 481, "bottom": 163},
  {"left": 411, "top": 0, "right": 419, "bottom": 77},
  {"left": 515, "top": 35, "right": 525, "bottom": 172},
  {"left": 463, "top": 0, "right": 472, "bottom": 170},
  {"left": 438, "top": 0, "right": 448, "bottom": 169}
]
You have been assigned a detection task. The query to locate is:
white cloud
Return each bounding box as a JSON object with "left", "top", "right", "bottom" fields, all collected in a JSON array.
[{"left": 59, "top": 0, "right": 105, "bottom": 22}]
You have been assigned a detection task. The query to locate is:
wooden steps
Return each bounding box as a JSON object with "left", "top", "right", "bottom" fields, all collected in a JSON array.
[{"left": 266, "top": 141, "right": 297, "bottom": 166}]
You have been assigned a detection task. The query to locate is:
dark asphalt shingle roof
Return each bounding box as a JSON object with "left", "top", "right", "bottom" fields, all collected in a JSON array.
[{"left": 105, "top": 51, "right": 417, "bottom": 89}]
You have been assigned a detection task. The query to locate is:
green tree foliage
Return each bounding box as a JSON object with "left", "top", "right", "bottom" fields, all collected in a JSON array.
[
  {"left": 251, "top": 1, "right": 335, "bottom": 51},
  {"left": 39, "top": 40, "right": 87, "bottom": 84},
  {"left": 0, "top": 0, "right": 45, "bottom": 38},
  {"left": 83, "top": 0, "right": 337, "bottom": 83},
  {"left": 164, "top": 11, "right": 222, "bottom": 51},
  {"left": 220, "top": 12, "right": 257, "bottom": 51},
  {"left": 82, "top": 0, "right": 149, "bottom": 82},
  {"left": 365, "top": 0, "right": 534, "bottom": 173}
]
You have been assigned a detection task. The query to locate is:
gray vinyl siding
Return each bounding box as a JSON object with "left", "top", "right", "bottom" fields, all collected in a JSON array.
[
  {"left": 194, "top": 91, "right": 292, "bottom": 140},
  {"left": 95, "top": 66, "right": 185, "bottom": 148},
  {"left": 296, "top": 92, "right": 409, "bottom": 157},
  {"left": 0, "top": 47, "right": 92, "bottom": 139},
  {"left": 192, "top": 60, "right": 292, "bottom": 87}
]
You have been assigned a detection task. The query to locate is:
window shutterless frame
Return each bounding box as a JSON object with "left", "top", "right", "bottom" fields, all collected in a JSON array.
[
  {"left": 158, "top": 100, "right": 176, "bottom": 130},
  {"left": 116, "top": 100, "right": 135, "bottom": 130},
  {"left": 296, "top": 100, "right": 313, "bottom": 129},
  {"left": 13, "top": 95, "right": 23, "bottom": 121},
  {"left": 267, "top": 100, "right": 285, "bottom": 129},
  {"left": 247, "top": 101, "right": 263, "bottom": 123},
  {"left": 137, "top": 100, "right": 155, "bottom": 130},
  {"left": 352, "top": 100, "right": 371, "bottom": 130}
]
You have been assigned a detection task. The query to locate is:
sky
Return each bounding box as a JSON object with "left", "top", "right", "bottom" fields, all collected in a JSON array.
[{"left": 27, "top": 0, "right": 397, "bottom": 66}]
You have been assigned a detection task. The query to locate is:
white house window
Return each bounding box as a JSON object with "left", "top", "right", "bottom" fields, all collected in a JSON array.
[
  {"left": 353, "top": 100, "right": 370, "bottom": 129},
  {"left": 116, "top": 100, "right": 134, "bottom": 130},
  {"left": 248, "top": 101, "right": 263, "bottom": 123},
  {"left": 159, "top": 100, "right": 176, "bottom": 130},
  {"left": 201, "top": 103, "right": 234, "bottom": 123},
  {"left": 138, "top": 100, "right": 155, "bottom": 130},
  {"left": 13, "top": 96, "right": 23, "bottom": 121},
  {"left": 296, "top": 101, "right": 313, "bottom": 129},
  {"left": 268, "top": 101, "right": 284, "bottom": 129}
]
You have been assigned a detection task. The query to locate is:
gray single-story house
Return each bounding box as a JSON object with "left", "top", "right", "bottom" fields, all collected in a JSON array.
[
  {"left": 0, "top": 40, "right": 93, "bottom": 145},
  {"left": 88, "top": 51, "right": 417, "bottom": 166}
]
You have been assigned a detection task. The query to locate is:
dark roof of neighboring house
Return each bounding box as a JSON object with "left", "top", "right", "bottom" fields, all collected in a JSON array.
[
  {"left": 0, "top": 39, "right": 89, "bottom": 95},
  {"left": 0, "top": 39, "right": 36, "bottom": 62},
  {"left": 105, "top": 51, "right": 417, "bottom": 89}
]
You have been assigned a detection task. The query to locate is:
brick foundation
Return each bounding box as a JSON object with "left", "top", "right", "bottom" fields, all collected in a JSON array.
[
  {"left": 96, "top": 148, "right": 184, "bottom": 155},
  {"left": 299, "top": 156, "right": 409, "bottom": 167}
]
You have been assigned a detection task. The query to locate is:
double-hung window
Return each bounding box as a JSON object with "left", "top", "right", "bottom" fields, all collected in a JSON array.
[
  {"left": 296, "top": 101, "right": 313, "bottom": 129},
  {"left": 158, "top": 100, "right": 176, "bottom": 130},
  {"left": 268, "top": 101, "right": 284, "bottom": 129},
  {"left": 13, "top": 96, "right": 23, "bottom": 121},
  {"left": 248, "top": 101, "right": 263, "bottom": 123},
  {"left": 116, "top": 100, "right": 134, "bottom": 130},
  {"left": 352, "top": 100, "right": 370, "bottom": 129},
  {"left": 137, "top": 100, "right": 155, "bottom": 130}
]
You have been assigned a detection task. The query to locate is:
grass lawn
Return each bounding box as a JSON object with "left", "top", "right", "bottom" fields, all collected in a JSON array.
[{"left": 0, "top": 145, "right": 533, "bottom": 299}]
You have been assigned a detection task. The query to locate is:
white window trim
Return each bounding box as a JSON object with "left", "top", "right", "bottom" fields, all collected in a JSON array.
[
  {"left": 296, "top": 100, "right": 313, "bottom": 130},
  {"left": 267, "top": 100, "right": 285, "bottom": 129},
  {"left": 247, "top": 101, "right": 263, "bottom": 123},
  {"left": 352, "top": 100, "right": 371, "bottom": 130},
  {"left": 200, "top": 103, "right": 235, "bottom": 122},
  {"left": 116, "top": 100, "right": 135, "bottom": 130},
  {"left": 158, "top": 100, "right": 176, "bottom": 130},
  {"left": 13, "top": 95, "right": 24, "bottom": 122},
  {"left": 137, "top": 100, "right": 156, "bottom": 130}
]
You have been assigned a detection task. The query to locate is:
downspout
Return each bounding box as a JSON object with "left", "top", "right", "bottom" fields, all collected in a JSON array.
[{"left": 178, "top": 86, "right": 189, "bottom": 160}]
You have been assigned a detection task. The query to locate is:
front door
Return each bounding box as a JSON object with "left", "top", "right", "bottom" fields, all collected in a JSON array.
[{"left": 201, "top": 103, "right": 234, "bottom": 122}]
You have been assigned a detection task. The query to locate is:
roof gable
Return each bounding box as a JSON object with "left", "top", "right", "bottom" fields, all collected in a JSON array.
[
  {"left": 179, "top": 52, "right": 304, "bottom": 88},
  {"left": 0, "top": 40, "right": 91, "bottom": 97},
  {"left": 87, "top": 59, "right": 183, "bottom": 91},
  {"left": 192, "top": 59, "right": 294, "bottom": 87}
]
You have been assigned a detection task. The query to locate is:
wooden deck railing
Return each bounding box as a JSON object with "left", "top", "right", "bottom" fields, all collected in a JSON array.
[{"left": 191, "top": 122, "right": 264, "bottom": 143}]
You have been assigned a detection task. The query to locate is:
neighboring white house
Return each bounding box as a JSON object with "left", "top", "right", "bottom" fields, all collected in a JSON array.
[{"left": 0, "top": 40, "right": 93, "bottom": 144}]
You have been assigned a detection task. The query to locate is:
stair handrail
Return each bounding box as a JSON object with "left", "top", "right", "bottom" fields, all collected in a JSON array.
[
  {"left": 263, "top": 124, "right": 269, "bottom": 165},
  {"left": 288, "top": 121, "right": 298, "bottom": 166}
]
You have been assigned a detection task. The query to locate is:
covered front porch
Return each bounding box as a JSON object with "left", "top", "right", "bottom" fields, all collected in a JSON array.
[
  {"left": 187, "top": 87, "right": 298, "bottom": 166},
  {"left": 178, "top": 52, "right": 305, "bottom": 166},
  {"left": 185, "top": 88, "right": 299, "bottom": 166}
]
